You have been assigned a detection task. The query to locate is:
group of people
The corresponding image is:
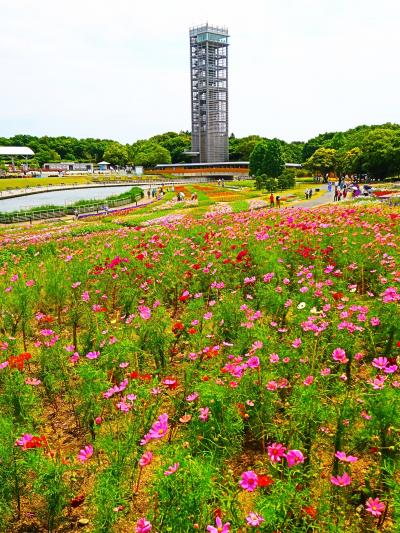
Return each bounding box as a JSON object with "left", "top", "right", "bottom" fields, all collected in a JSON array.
[
  {"left": 333, "top": 186, "right": 348, "bottom": 201},
  {"left": 217, "top": 179, "right": 225, "bottom": 187},
  {"left": 304, "top": 189, "right": 313, "bottom": 200},
  {"left": 269, "top": 193, "right": 281, "bottom": 208}
]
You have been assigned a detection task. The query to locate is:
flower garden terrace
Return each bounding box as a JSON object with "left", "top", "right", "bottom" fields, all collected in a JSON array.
[{"left": 0, "top": 202, "right": 399, "bottom": 532}]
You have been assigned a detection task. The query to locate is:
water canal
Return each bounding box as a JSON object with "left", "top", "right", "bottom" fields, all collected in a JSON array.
[{"left": 0, "top": 186, "right": 139, "bottom": 213}]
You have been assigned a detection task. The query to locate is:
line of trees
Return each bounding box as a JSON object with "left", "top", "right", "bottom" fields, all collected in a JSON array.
[{"left": 1, "top": 123, "right": 400, "bottom": 178}]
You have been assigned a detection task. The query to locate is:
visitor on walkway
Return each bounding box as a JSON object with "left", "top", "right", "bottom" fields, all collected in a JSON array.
[
  {"left": 269, "top": 193, "right": 275, "bottom": 208},
  {"left": 309, "top": 189, "right": 313, "bottom": 198},
  {"left": 276, "top": 195, "right": 281, "bottom": 208},
  {"left": 305, "top": 190, "right": 309, "bottom": 200}
]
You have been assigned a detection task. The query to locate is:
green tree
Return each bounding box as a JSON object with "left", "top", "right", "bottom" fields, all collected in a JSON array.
[
  {"left": 263, "top": 138, "right": 285, "bottom": 178},
  {"left": 305, "top": 147, "right": 337, "bottom": 177},
  {"left": 264, "top": 177, "right": 278, "bottom": 192},
  {"left": 337, "top": 147, "right": 362, "bottom": 175},
  {"left": 103, "top": 143, "right": 129, "bottom": 167},
  {"left": 133, "top": 143, "right": 171, "bottom": 168},
  {"left": 358, "top": 128, "right": 400, "bottom": 179},
  {"left": 249, "top": 141, "right": 268, "bottom": 177}
]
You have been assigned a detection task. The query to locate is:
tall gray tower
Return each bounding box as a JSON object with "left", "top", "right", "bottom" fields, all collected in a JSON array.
[{"left": 190, "top": 24, "right": 229, "bottom": 163}]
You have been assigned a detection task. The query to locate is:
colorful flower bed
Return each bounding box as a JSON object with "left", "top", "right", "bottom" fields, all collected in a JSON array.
[{"left": 0, "top": 204, "right": 399, "bottom": 532}]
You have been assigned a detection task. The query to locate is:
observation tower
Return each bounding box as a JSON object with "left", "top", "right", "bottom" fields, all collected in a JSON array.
[{"left": 189, "top": 24, "right": 229, "bottom": 163}]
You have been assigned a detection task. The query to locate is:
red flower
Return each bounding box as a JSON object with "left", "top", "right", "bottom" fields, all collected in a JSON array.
[
  {"left": 188, "top": 328, "right": 197, "bottom": 335},
  {"left": 70, "top": 494, "right": 85, "bottom": 508},
  {"left": 172, "top": 322, "right": 185, "bottom": 333},
  {"left": 332, "top": 291, "right": 344, "bottom": 301},
  {"left": 257, "top": 474, "right": 274, "bottom": 487},
  {"left": 302, "top": 505, "right": 317, "bottom": 519},
  {"left": 236, "top": 250, "right": 248, "bottom": 262}
]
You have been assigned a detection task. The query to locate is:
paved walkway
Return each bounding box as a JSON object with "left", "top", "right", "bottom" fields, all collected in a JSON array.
[{"left": 289, "top": 184, "right": 335, "bottom": 208}]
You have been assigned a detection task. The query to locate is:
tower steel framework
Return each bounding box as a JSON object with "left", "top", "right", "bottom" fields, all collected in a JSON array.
[{"left": 190, "top": 24, "right": 229, "bottom": 163}]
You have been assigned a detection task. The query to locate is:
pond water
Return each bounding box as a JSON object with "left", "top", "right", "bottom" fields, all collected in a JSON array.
[{"left": 0, "top": 186, "right": 140, "bottom": 213}]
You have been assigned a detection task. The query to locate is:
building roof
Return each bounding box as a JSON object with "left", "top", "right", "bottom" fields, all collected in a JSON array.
[
  {"left": 98, "top": 161, "right": 110, "bottom": 165},
  {"left": 0, "top": 146, "right": 35, "bottom": 156}
]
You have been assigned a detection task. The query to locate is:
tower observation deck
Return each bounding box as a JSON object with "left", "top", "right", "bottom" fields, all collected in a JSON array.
[{"left": 190, "top": 24, "right": 229, "bottom": 163}]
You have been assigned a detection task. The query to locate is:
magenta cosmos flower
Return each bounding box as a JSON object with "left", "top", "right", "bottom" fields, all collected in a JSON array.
[
  {"left": 77, "top": 444, "right": 93, "bottom": 463},
  {"left": 135, "top": 517, "right": 152, "bottom": 533},
  {"left": 332, "top": 348, "right": 348, "bottom": 364},
  {"left": 286, "top": 449, "right": 305, "bottom": 467},
  {"left": 239, "top": 470, "right": 258, "bottom": 491},
  {"left": 268, "top": 442, "right": 287, "bottom": 463},
  {"left": 330, "top": 472, "right": 351, "bottom": 486},
  {"left": 335, "top": 451, "right": 358, "bottom": 463},
  {"left": 365, "top": 497, "right": 385, "bottom": 517},
  {"left": 140, "top": 413, "right": 169, "bottom": 445},
  {"left": 207, "top": 516, "right": 230, "bottom": 532}
]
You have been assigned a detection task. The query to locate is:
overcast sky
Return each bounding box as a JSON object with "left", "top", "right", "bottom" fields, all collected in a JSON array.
[{"left": 1, "top": 0, "right": 399, "bottom": 143}]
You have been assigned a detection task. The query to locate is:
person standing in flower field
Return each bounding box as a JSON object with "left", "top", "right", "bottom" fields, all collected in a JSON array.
[{"left": 276, "top": 195, "right": 281, "bottom": 208}]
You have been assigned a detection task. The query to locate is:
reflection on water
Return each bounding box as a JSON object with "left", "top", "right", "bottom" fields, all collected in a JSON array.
[{"left": 0, "top": 186, "right": 138, "bottom": 213}]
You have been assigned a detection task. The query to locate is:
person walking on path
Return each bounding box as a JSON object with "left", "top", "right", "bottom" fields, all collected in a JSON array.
[
  {"left": 269, "top": 193, "right": 275, "bottom": 208},
  {"left": 276, "top": 195, "right": 281, "bottom": 208}
]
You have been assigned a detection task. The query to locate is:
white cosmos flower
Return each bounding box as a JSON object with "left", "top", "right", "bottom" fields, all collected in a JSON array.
[{"left": 297, "top": 302, "right": 306, "bottom": 309}]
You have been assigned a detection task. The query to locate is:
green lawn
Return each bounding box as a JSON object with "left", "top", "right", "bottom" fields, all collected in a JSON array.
[{"left": 0, "top": 176, "right": 93, "bottom": 191}]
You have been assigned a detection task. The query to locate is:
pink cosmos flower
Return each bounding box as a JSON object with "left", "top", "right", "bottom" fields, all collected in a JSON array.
[
  {"left": 239, "top": 470, "right": 258, "bottom": 491},
  {"left": 292, "top": 338, "right": 302, "bottom": 348},
  {"left": 372, "top": 357, "right": 389, "bottom": 370},
  {"left": 330, "top": 472, "right": 351, "bottom": 486},
  {"left": 135, "top": 517, "right": 152, "bottom": 533},
  {"left": 332, "top": 348, "right": 348, "bottom": 364},
  {"left": 266, "top": 380, "right": 278, "bottom": 391},
  {"left": 77, "top": 444, "right": 93, "bottom": 463},
  {"left": 40, "top": 329, "right": 54, "bottom": 336},
  {"left": 81, "top": 291, "right": 90, "bottom": 302},
  {"left": 382, "top": 287, "right": 400, "bottom": 303},
  {"left": 268, "top": 442, "right": 287, "bottom": 463},
  {"left": 246, "top": 512, "right": 265, "bottom": 526},
  {"left": 86, "top": 351, "right": 100, "bottom": 359},
  {"left": 164, "top": 462, "right": 179, "bottom": 476},
  {"left": 370, "top": 376, "right": 386, "bottom": 389},
  {"left": 15, "top": 434, "right": 34, "bottom": 449},
  {"left": 199, "top": 407, "right": 210, "bottom": 421},
  {"left": 25, "top": 378, "right": 41, "bottom": 386},
  {"left": 370, "top": 317, "right": 380, "bottom": 326},
  {"left": 247, "top": 356, "right": 260, "bottom": 368},
  {"left": 141, "top": 413, "right": 169, "bottom": 445},
  {"left": 365, "top": 497, "right": 385, "bottom": 517},
  {"left": 0, "top": 361, "right": 9, "bottom": 370},
  {"left": 207, "top": 516, "right": 230, "bottom": 532},
  {"left": 186, "top": 392, "right": 199, "bottom": 402},
  {"left": 270, "top": 353, "right": 279, "bottom": 363},
  {"left": 303, "top": 375, "right": 314, "bottom": 386},
  {"left": 335, "top": 451, "right": 358, "bottom": 463},
  {"left": 138, "top": 305, "right": 151, "bottom": 320},
  {"left": 286, "top": 449, "right": 305, "bottom": 467}
]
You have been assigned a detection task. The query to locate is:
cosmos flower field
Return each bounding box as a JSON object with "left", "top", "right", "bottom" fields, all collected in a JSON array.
[{"left": 0, "top": 203, "right": 399, "bottom": 532}]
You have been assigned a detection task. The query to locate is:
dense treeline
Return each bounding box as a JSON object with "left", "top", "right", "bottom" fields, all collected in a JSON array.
[{"left": 1, "top": 123, "right": 399, "bottom": 178}]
